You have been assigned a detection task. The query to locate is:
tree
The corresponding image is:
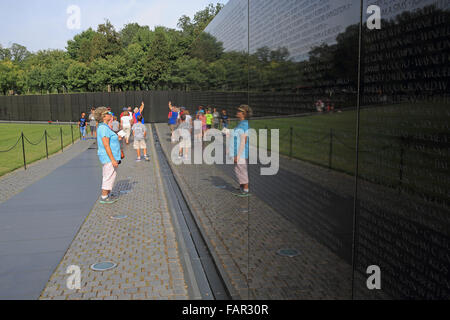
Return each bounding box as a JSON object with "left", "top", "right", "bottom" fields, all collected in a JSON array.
[
  {"left": 190, "top": 32, "right": 224, "bottom": 63},
  {"left": 123, "top": 43, "right": 145, "bottom": 90},
  {"left": 66, "top": 28, "right": 96, "bottom": 62},
  {"left": 68, "top": 61, "right": 90, "bottom": 91},
  {"left": 178, "top": 3, "right": 224, "bottom": 39},
  {"left": 120, "top": 23, "right": 150, "bottom": 48},
  {"left": 0, "top": 60, "right": 18, "bottom": 95},
  {"left": 91, "top": 20, "right": 121, "bottom": 60},
  {"left": 10, "top": 43, "right": 30, "bottom": 62},
  {"left": 142, "top": 27, "right": 172, "bottom": 89},
  {"left": 0, "top": 44, "right": 12, "bottom": 61}
]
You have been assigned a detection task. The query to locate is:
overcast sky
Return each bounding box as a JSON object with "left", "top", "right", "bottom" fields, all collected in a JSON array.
[{"left": 0, "top": 0, "right": 227, "bottom": 52}]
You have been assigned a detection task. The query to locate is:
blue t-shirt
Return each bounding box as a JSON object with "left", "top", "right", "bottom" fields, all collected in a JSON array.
[
  {"left": 79, "top": 118, "right": 87, "bottom": 127},
  {"left": 230, "top": 120, "right": 249, "bottom": 159},
  {"left": 97, "top": 123, "right": 121, "bottom": 164},
  {"left": 135, "top": 111, "right": 144, "bottom": 124},
  {"left": 169, "top": 112, "right": 178, "bottom": 125}
]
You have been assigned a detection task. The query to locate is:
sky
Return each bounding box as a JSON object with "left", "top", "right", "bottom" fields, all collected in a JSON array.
[{"left": 0, "top": 0, "right": 227, "bottom": 52}]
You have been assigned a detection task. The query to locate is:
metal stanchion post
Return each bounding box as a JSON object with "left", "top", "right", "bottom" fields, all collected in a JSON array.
[
  {"left": 71, "top": 124, "right": 74, "bottom": 144},
  {"left": 289, "top": 127, "right": 293, "bottom": 159},
  {"left": 329, "top": 128, "right": 333, "bottom": 169},
  {"left": 21, "top": 132, "right": 27, "bottom": 170},
  {"left": 60, "top": 127, "right": 64, "bottom": 152},
  {"left": 45, "top": 130, "right": 49, "bottom": 159}
]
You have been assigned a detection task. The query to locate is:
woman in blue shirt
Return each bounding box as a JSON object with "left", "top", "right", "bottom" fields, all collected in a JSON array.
[
  {"left": 94, "top": 107, "right": 122, "bottom": 204},
  {"left": 230, "top": 105, "right": 252, "bottom": 197}
]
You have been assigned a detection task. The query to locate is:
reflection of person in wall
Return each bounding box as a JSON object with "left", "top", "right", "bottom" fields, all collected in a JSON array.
[
  {"left": 221, "top": 109, "right": 229, "bottom": 129},
  {"left": 231, "top": 105, "right": 252, "bottom": 197},
  {"left": 168, "top": 101, "right": 179, "bottom": 134}
]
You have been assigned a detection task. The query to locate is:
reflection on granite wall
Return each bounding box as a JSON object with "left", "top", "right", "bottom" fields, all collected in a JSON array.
[
  {"left": 206, "top": 0, "right": 449, "bottom": 299},
  {"left": 357, "top": 1, "right": 450, "bottom": 299}
]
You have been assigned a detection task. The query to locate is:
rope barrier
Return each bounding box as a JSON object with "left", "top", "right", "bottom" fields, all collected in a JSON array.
[
  {"left": 23, "top": 133, "right": 46, "bottom": 146},
  {"left": 293, "top": 132, "right": 329, "bottom": 144},
  {"left": 46, "top": 132, "right": 58, "bottom": 141},
  {"left": 0, "top": 136, "right": 21, "bottom": 153},
  {"left": 333, "top": 135, "right": 356, "bottom": 150}
]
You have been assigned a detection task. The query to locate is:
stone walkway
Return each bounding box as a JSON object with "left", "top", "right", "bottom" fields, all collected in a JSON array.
[
  {"left": 0, "top": 139, "right": 92, "bottom": 204},
  {"left": 155, "top": 123, "right": 352, "bottom": 300},
  {"left": 40, "top": 124, "right": 189, "bottom": 300}
]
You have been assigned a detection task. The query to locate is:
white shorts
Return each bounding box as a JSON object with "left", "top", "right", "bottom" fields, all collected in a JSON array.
[
  {"left": 123, "top": 126, "right": 131, "bottom": 139},
  {"left": 179, "top": 139, "right": 191, "bottom": 149},
  {"left": 134, "top": 139, "right": 147, "bottom": 150},
  {"left": 102, "top": 162, "right": 117, "bottom": 191},
  {"left": 235, "top": 160, "right": 249, "bottom": 185}
]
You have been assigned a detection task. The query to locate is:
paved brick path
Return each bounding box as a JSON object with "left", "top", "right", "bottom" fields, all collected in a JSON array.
[
  {"left": 40, "top": 125, "right": 189, "bottom": 300},
  {"left": 155, "top": 123, "right": 352, "bottom": 299},
  {"left": 0, "top": 139, "right": 92, "bottom": 204}
]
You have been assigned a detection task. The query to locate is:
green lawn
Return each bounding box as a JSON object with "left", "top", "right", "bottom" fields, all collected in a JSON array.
[{"left": 0, "top": 123, "right": 86, "bottom": 176}]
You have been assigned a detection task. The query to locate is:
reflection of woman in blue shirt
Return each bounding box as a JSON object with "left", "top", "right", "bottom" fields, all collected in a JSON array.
[
  {"left": 230, "top": 105, "right": 252, "bottom": 197},
  {"left": 94, "top": 107, "right": 122, "bottom": 204}
]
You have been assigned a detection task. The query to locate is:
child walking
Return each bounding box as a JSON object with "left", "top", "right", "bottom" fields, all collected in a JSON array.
[{"left": 132, "top": 116, "right": 149, "bottom": 162}]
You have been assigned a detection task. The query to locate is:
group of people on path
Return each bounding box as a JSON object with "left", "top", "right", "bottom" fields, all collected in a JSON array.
[
  {"left": 85, "top": 100, "right": 251, "bottom": 205},
  {"left": 168, "top": 101, "right": 251, "bottom": 197}
]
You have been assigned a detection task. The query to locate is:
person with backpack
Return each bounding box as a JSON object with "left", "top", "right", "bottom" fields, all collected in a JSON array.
[
  {"left": 213, "top": 108, "right": 220, "bottom": 129},
  {"left": 132, "top": 115, "right": 149, "bottom": 162},
  {"left": 89, "top": 108, "right": 97, "bottom": 139},
  {"left": 221, "top": 109, "right": 229, "bottom": 129}
]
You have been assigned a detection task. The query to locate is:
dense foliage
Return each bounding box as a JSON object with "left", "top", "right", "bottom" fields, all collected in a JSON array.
[{"left": 0, "top": 3, "right": 230, "bottom": 95}]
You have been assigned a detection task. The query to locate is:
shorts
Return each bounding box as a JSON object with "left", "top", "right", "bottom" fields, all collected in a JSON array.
[
  {"left": 133, "top": 139, "right": 147, "bottom": 150},
  {"left": 90, "top": 126, "right": 96, "bottom": 133},
  {"left": 202, "top": 125, "right": 207, "bottom": 131},
  {"left": 123, "top": 126, "right": 131, "bottom": 139},
  {"left": 102, "top": 162, "right": 117, "bottom": 191},
  {"left": 235, "top": 160, "right": 249, "bottom": 185},
  {"left": 179, "top": 138, "right": 191, "bottom": 149},
  {"left": 206, "top": 124, "right": 212, "bottom": 129}
]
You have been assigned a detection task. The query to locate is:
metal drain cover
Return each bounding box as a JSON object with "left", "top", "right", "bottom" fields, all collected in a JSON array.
[
  {"left": 90, "top": 261, "right": 117, "bottom": 271},
  {"left": 110, "top": 215, "right": 128, "bottom": 220},
  {"left": 277, "top": 249, "right": 300, "bottom": 258}
]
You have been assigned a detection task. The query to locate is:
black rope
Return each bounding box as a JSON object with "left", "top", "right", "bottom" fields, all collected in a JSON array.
[
  {"left": 0, "top": 136, "right": 21, "bottom": 153},
  {"left": 47, "top": 132, "right": 58, "bottom": 141},
  {"left": 294, "top": 132, "right": 329, "bottom": 144},
  {"left": 23, "top": 133, "right": 45, "bottom": 146},
  {"left": 333, "top": 135, "right": 356, "bottom": 150}
]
